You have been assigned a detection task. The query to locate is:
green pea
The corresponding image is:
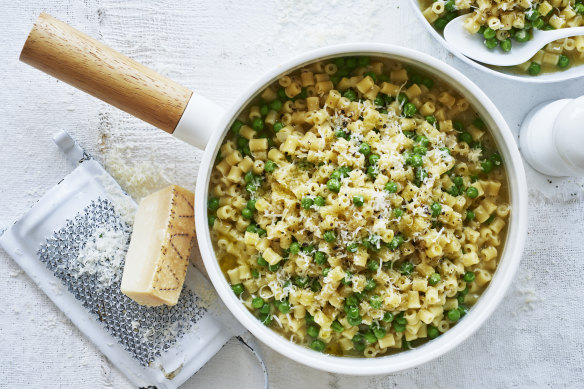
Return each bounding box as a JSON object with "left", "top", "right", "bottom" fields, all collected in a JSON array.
[
  {"left": 369, "top": 154, "right": 380, "bottom": 165},
  {"left": 314, "top": 251, "right": 327, "bottom": 265},
  {"left": 364, "top": 278, "right": 377, "bottom": 291},
  {"left": 322, "top": 267, "right": 330, "bottom": 277},
  {"left": 293, "top": 275, "right": 309, "bottom": 288},
  {"left": 401, "top": 262, "right": 414, "bottom": 275},
  {"left": 434, "top": 17, "right": 448, "bottom": 30},
  {"left": 270, "top": 99, "right": 283, "bottom": 111},
  {"left": 335, "top": 129, "right": 348, "bottom": 139},
  {"left": 367, "top": 258, "right": 379, "bottom": 272},
  {"left": 305, "top": 313, "right": 315, "bottom": 324},
  {"left": 326, "top": 178, "right": 341, "bottom": 193},
  {"left": 372, "top": 325, "right": 386, "bottom": 339},
  {"left": 331, "top": 320, "right": 344, "bottom": 333},
  {"left": 576, "top": 2, "right": 584, "bottom": 14},
  {"left": 345, "top": 295, "right": 359, "bottom": 307},
  {"left": 353, "top": 195, "right": 364, "bottom": 207},
  {"left": 426, "top": 115, "right": 437, "bottom": 125},
  {"left": 465, "top": 210, "right": 475, "bottom": 221},
  {"left": 427, "top": 325, "right": 440, "bottom": 339},
  {"left": 452, "top": 176, "right": 464, "bottom": 187},
  {"left": 532, "top": 17, "right": 545, "bottom": 29},
  {"left": 358, "top": 56, "right": 370, "bottom": 67},
  {"left": 501, "top": 38, "right": 512, "bottom": 52},
  {"left": 382, "top": 312, "right": 394, "bottom": 322},
  {"left": 408, "top": 154, "right": 424, "bottom": 167},
  {"left": 359, "top": 142, "right": 371, "bottom": 156},
  {"left": 447, "top": 185, "right": 460, "bottom": 197},
  {"left": 264, "top": 160, "right": 277, "bottom": 172},
  {"left": 482, "top": 159, "right": 494, "bottom": 173},
  {"left": 323, "top": 230, "right": 336, "bottom": 242},
  {"left": 379, "top": 74, "right": 390, "bottom": 82},
  {"left": 473, "top": 118, "right": 485, "bottom": 129},
  {"left": 403, "top": 102, "right": 417, "bottom": 117},
  {"left": 231, "top": 283, "right": 244, "bottom": 296},
  {"left": 242, "top": 208, "right": 254, "bottom": 219},
  {"left": 307, "top": 324, "right": 319, "bottom": 338},
  {"left": 268, "top": 262, "right": 280, "bottom": 272},
  {"left": 428, "top": 272, "right": 441, "bottom": 286},
  {"left": 208, "top": 215, "right": 216, "bottom": 227},
  {"left": 252, "top": 117, "right": 264, "bottom": 131},
  {"left": 244, "top": 171, "right": 255, "bottom": 184},
  {"left": 207, "top": 197, "right": 220, "bottom": 211},
  {"left": 363, "top": 71, "right": 377, "bottom": 83},
  {"left": 289, "top": 242, "right": 300, "bottom": 254},
  {"left": 352, "top": 333, "right": 364, "bottom": 344},
  {"left": 466, "top": 186, "right": 479, "bottom": 198},
  {"left": 301, "top": 244, "right": 314, "bottom": 254},
  {"left": 484, "top": 38, "right": 498, "bottom": 49},
  {"left": 514, "top": 29, "right": 531, "bottom": 42},
  {"left": 393, "top": 321, "right": 406, "bottom": 333},
  {"left": 558, "top": 54, "right": 570, "bottom": 68},
  {"left": 385, "top": 181, "right": 398, "bottom": 193},
  {"left": 388, "top": 234, "right": 404, "bottom": 250},
  {"left": 364, "top": 331, "right": 377, "bottom": 344},
  {"left": 397, "top": 93, "right": 409, "bottom": 105},
  {"left": 459, "top": 132, "right": 473, "bottom": 144},
  {"left": 393, "top": 208, "right": 404, "bottom": 218},
  {"left": 526, "top": 9, "right": 540, "bottom": 21},
  {"left": 251, "top": 269, "right": 259, "bottom": 279},
  {"left": 463, "top": 271, "right": 476, "bottom": 282},
  {"left": 314, "top": 196, "right": 325, "bottom": 206},
  {"left": 301, "top": 197, "right": 314, "bottom": 210},
  {"left": 415, "top": 135, "right": 429, "bottom": 147},
  {"left": 252, "top": 297, "right": 264, "bottom": 309},
  {"left": 278, "top": 300, "right": 291, "bottom": 314},
  {"left": 422, "top": 77, "right": 434, "bottom": 89},
  {"left": 260, "top": 313, "right": 272, "bottom": 326},
  {"left": 257, "top": 256, "right": 268, "bottom": 267},
  {"left": 343, "top": 89, "right": 357, "bottom": 101},
  {"left": 259, "top": 105, "right": 269, "bottom": 116},
  {"left": 413, "top": 145, "right": 427, "bottom": 155},
  {"left": 490, "top": 152, "right": 503, "bottom": 166},
  {"left": 483, "top": 27, "right": 496, "bottom": 39},
  {"left": 277, "top": 88, "right": 288, "bottom": 100},
  {"left": 342, "top": 271, "right": 353, "bottom": 286},
  {"left": 347, "top": 243, "right": 359, "bottom": 253},
  {"left": 273, "top": 122, "right": 284, "bottom": 133},
  {"left": 312, "top": 280, "right": 323, "bottom": 292},
  {"left": 444, "top": 0, "right": 456, "bottom": 12},
  {"left": 257, "top": 228, "right": 266, "bottom": 237},
  {"left": 247, "top": 199, "right": 256, "bottom": 210},
  {"left": 528, "top": 62, "right": 541, "bottom": 76},
  {"left": 447, "top": 309, "right": 461, "bottom": 322},
  {"left": 310, "top": 339, "right": 325, "bottom": 352},
  {"left": 369, "top": 295, "right": 382, "bottom": 309},
  {"left": 231, "top": 119, "right": 244, "bottom": 135},
  {"left": 347, "top": 315, "right": 362, "bottom": 327},
  {"left": 431, "top": 202, "right": 442, "bottom": 217},
  {"left": 374, "top": 96, "right": 385, "bottom": 107}
]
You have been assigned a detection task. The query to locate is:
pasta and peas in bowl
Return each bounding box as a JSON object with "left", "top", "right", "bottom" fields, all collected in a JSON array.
[
  {"left": 207, "top": 54, "right": 513, "bottom": 358},
  {"left": 415, "top": 0, "right": 584, "bottom": 79}
]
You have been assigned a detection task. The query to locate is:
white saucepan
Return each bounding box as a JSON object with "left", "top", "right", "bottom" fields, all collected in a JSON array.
[{"left": 20, "top": 13, "right": 528, "bottom": 375}]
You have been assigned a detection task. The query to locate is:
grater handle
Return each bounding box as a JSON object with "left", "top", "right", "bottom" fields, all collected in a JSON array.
[{"left": 20, "top": 13, "right": 207, "bottom": 141}]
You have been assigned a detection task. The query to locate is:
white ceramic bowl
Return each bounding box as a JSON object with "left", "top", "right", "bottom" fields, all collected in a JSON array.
[
  {"left": 407, "top": 0, "right": 584, "bottom": 83},
  {"left": 195, "top": 43, "right": 528, "bottom": 375}
]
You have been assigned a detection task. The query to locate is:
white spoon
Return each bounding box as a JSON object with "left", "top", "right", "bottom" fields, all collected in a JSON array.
[{"left": 444, "top": 14, "right": 584, "bottom": 66}]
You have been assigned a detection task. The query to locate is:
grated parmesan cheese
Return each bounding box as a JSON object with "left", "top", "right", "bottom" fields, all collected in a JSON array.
[{"left": 73, "top": 226, "right": 130, "bottom": 289}]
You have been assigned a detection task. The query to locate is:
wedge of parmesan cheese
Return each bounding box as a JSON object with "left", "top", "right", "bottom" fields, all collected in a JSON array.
[{"left": 121, "top": 185, "right": 195, "bottom": 306}]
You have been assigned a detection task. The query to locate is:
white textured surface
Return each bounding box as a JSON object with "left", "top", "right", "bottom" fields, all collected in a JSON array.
[{"left": 1, "top": 1, "right": 583, "bottom": 388}]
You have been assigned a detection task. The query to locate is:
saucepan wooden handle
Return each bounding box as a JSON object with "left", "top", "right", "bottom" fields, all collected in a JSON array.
[{"left": 20, "top": 13, "right": 193, "bottom": 134}]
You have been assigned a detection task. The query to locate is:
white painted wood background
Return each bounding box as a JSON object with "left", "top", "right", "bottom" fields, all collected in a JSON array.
[{"left": 1, "top": 1, "right": 583, "bottom": 388}]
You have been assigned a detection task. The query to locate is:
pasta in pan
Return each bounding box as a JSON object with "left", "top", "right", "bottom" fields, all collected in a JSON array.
[
  {"left": 207, "top": 56, "right": 509, "bottom": 357},
  {"left": 420, "top": 0, "right": 584, "bottom": 75}
]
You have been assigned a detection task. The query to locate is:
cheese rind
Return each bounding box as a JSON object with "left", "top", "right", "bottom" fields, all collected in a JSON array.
[{"left": 121, "top": 185, "right": 195, "bottom": 306}]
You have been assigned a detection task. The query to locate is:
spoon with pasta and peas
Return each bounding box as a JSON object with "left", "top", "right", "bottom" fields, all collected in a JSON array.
[{"left": 444, "top": 14, "right": 584, "bottom": 67}]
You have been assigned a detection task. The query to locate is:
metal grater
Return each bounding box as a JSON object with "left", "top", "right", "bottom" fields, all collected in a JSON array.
[{"left": 0, "top": 131, "right": 268, "bottom": 389}]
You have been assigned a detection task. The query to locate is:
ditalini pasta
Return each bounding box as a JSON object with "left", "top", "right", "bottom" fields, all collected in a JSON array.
[
  {"left": 208, "top": 56, "right": 509, "bottom": 357},
  {"left": 419, "top": 0, "right": 584, "bottom": 75}
]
